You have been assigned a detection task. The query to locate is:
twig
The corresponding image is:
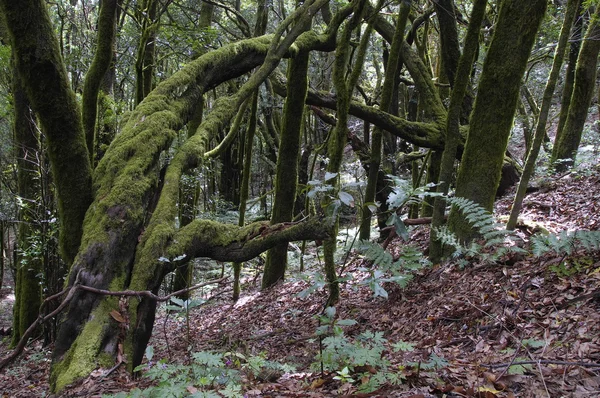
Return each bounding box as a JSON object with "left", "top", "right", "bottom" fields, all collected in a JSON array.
[
  {"left": 78, "top": 277, "right": 229, "bottom": 302},
  {"left": 0, "top": 271, "right": 82, "bottom": 370},
  {"left": 102, "top": 360, "right": 123, "bottom": 379},
  {"left": 559, "top": 289, "right": 600, "bottom": 309},
  {"left": 537, "top": 360, "right": 551, "bottom": 398},
  {"left": 483, "top": 359, "right": 600, "bottom": 369}
]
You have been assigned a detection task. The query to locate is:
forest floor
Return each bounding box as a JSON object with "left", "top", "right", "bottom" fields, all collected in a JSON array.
[{"left": 1, "top": 170, "right": 600, "bottom": 398}]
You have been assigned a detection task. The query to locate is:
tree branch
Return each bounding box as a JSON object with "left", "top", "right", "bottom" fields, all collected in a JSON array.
[
  {"left": 0, "top": 276, "right": 227, "bottom": 370},
  {"left": 166, "top": 217, "right": 332, "bottom": 265}
]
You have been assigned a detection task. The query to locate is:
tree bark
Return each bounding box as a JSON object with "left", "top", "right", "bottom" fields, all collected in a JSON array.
[
  {"left": 262, "top": 50, "right": 309, "bottom": 288},
  {"left": 11, "top": 62, "right": 43, "bottom": 346},
  {"left": 556, "top": 2, "right": 584, "bottom": 141},
  {"left": 507, "top": 0, "right": 580, "bottom": 229},
  {"left": 49, "top": 0, "right": 334, "bottom": 389},
  {"left": 429, "top": 0, "right": 488, "bottom": 262},
  {"left": 359, "top": 1, "right": 409, "bottom": 241}
]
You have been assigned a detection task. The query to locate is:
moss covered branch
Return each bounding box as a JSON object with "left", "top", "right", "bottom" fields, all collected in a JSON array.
[
  {"left": 166, "top": 218, "right": 331, "bottom": 265},
  {"left": 82, "top": 0, "right": 118, "bottom": 166}
]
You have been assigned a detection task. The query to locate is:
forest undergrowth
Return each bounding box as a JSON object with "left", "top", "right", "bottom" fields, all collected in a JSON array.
[{"left": 1, "top": 170, "right": 600, "bottom": 398}]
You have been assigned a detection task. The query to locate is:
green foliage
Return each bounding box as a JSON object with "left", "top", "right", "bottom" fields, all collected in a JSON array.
[
  {"left": 408, "top": 353, "right": 449, "bottom": 370},
  {"left": 386, "top": 177, "right": 440, "bottom": 211},
  {"left": 385, "top": 177, "right": 441, "bottom": 241},
  {"left": 521, "top": 338, "right": 546, "bottom": 349},
  {"left": 313, "top": 320, "right": 406, "bottom": 392},
  {"left": 311, "top": 308, "right": 438, "bottom": 393},
  {"left": 531, "top": 230, "right": 600, "bottom": 257},
  {"left": 356, "top": 241, "right": 430, "bottom": 298},
  {"left": 104, "top": 348, "right": 290, "bottom": 398},
  {"left": 434, "top": 197, "right": 524, "bottom": 264},
  {"left": 306, "top": 172, "right": 360, "bottom": 218},
  {"left": 507, "top": 358, "right": 534, "bottom": 375}
]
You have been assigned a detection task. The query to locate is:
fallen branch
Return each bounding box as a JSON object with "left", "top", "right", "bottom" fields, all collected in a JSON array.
[
  {"left": 0, "top": 276, "right": 228, "bottom": 370},
  {"left": 483, "top": 359, "right": 600, "bottom": 369},
  {"left": 559, "top": 289, "right": 600, "bottom": 309}
]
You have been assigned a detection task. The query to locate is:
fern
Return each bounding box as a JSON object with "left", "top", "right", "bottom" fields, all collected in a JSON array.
[
  {"left": 356, "top": 240, "right": 430, "bottom": 297},
  {"left": 446, "top": 197, "right": 509, "bottom": 241},
  {"left": 531, "top": 230, "right": 600, "bottom": 257},
  {"left": 433, "top": 197, "right": 520, "bottom": 264}
]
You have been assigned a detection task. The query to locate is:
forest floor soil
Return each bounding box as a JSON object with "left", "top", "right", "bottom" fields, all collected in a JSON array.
[{"left": 1, "top": 170, "right": 599, "bottom": 397}]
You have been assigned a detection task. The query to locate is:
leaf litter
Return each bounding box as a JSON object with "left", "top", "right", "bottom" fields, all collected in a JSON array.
[{"left": 0, "top": 172, "right": 599, "bottom": 397}]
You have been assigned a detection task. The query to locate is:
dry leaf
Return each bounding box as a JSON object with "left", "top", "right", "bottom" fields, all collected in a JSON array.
[{"left": 110, "top": 310, "right": 125, "bottom": 323}]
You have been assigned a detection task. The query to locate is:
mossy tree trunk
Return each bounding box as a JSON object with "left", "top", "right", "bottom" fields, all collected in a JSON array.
[
  {"left": 172, "top": 0, "right": 215, "bottom": 301},
  {"left": 429, "top": 0, "right": 488, "bottom": 262},
  {"left": 82, "top": 0, "right": 118, "bottom": 167},
  {"left": 447, "top": 0, "right": 547, "bottom": 242},
  {"left": 262, "top": 51, "right": 310, "bottom": 288},
  {"left": 322, "top": 0, "right": 371, "bottom": 306},
  {"left": 46, "top": 0, "right": 331, "bottom": 390},
  {"left": 556, "top": 2, "right": 584, "bottom": 141},
  {"left": 234, "top": 92, "right": 259, "bottom": 299},
  {"left": 11, "top": 63, "right": 43, "bottom": 346},
  {"left": 359, "top": 0, "right": 409, "bottom": 241},
  {"left": 135, "top": 0, "right": 160, "bottom": 105},
  {"left": 234, "top": 0, "right": 268, "bottom": 298},
  {"left": 507, "top": 0, "right": 580, "bottom": 230},
  {"left": 551, "top": 5, "right": 600, "bottom": 171},
  {"left": 420, "top": 0, "right": 462, "bottom": 219},
  {"left": 261, "top": 0, "right": 310, "bottom": 291},
  {"left": 0, "top": 0, "right": 94, "bottom": 266}
]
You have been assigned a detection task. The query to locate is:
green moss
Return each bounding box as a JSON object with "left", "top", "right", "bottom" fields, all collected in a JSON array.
[{"left": 51, "top": 296, "right": 119, "bottom": 392}]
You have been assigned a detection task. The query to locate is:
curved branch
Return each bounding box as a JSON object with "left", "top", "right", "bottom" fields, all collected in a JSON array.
[
  {"left": 271, "top": 73, "right": 447, "bottom": 149},
  {"left": 166, "top": 218, "right": 332, "bottom": 265}
]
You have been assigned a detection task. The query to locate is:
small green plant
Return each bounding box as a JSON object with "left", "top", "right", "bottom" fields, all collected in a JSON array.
[
  {"left": 434, "top": 197, "right": 525, "bottom": 264},
  {"left": 104, "top": 347, "right": 291, "bottom": 398},
  {"left": 531, "top": 230, "right": 600, "bottom": 257},
  {"left": 356, "top": 241, "right": 430, "bottom": 298},
  {"left": 311, "top": 307, "right": 411, "bottom": 393}
]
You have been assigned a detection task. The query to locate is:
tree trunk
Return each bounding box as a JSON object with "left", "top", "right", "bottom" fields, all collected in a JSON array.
[
  {"left": 0, "top": 0, "right": 94, "bottom": 265},
  {"left": 135, "top": 0, "right": 159, "bottom": 105},
  {"left": 262, "top": 50, "right": 309, "bottom": 288},
  {"left": 359, "top": 1, "right": 409, "bottom": 241},
  {"left": 11, "top": 63, "right": 43, "bottom": 346},
  {"left": 556, "top": 2, "right": 584, "bottom": 140},
  {"left": 551, "top": 6, "right": 600, "bottom": 171},
  {"left": 507, "top": 0, "right": 580, "bottom": 230},
  {"left": 429, "top": 0, "right": 488, "bottom": 262},
  {"left": 82, "top": 0, "right": 118, "bottom": 167},
  {"left": 447, "top": 0, "right": 547, "bottom": 242},
  {"left": 172, "top": 0, "right": 215, "bottom": 300},
  {"left": 48, "top": 0, "right": 331, "bottom": 389}
]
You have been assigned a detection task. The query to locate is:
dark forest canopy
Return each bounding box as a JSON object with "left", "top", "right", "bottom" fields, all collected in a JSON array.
[{"left": 0, "top": 0, "right": 597, "bottom": 392}]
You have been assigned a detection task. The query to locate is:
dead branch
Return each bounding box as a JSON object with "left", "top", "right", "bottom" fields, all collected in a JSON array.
[
  {"left": 483, "top": 359, "right": 600, "bottom": 369},
  {"left": 0, "top": 276, "right": 228, "bottom": 370},
  {"left": 78, "top": 277, "right": 228, "bottom": 302}
]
